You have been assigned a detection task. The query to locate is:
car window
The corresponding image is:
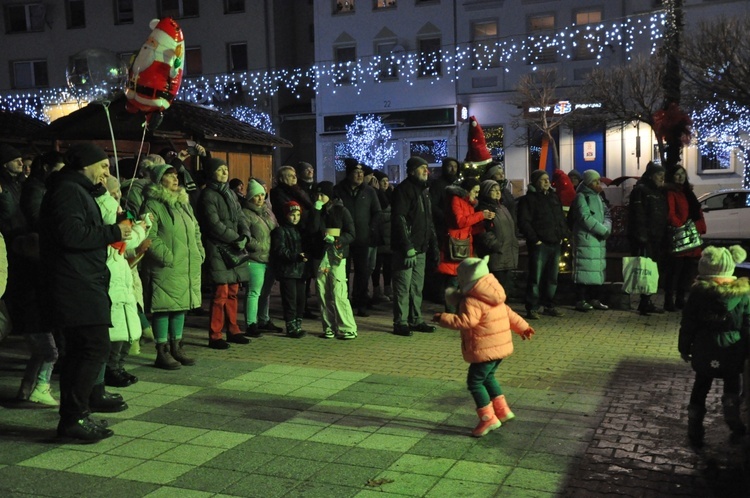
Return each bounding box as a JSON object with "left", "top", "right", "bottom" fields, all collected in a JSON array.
[{"left": 704, "top": 194, "right": 729, "bottom": 210}]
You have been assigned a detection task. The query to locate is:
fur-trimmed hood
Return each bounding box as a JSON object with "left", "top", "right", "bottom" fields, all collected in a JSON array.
[
  {"left": 446, "top": 184, "right": 470, "bottom": 199},
  {"left": 692, "top": 277, "right": 750, "bottom": 299},
  {"left": 145, "top": 183, "right": 190, "bottom": 208}
]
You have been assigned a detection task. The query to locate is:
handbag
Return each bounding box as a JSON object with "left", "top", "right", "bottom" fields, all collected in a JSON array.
[
  {"left": 447, "top": 236, "right": 471, "bottom": 261},
  {"left": 216, "top": 244, "right": 253, "bottom": 268},
  {"left": 669, "top": 219, "right": 702, "bottom": 254},
  {"left": 622, "top": 256, "right": 659, "bottom": 295}
]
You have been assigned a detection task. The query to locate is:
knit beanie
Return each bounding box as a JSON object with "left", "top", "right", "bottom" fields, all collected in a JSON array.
[
  {"left": 568, "top": 169, "right": 582, "bottom": 183},
  {"left": 482, "top": 164, "right": 503, "bottom": 181},
  {"left": 344, "top": 158, "right": 361, "bottom": 175},
  {"left": 64, "top": 143, "right": 108, "bottom": 170},
  {"left": 0, "top": 144, "right": 22, "bottom": 165},
  {"left": 316, "top": 180, "right": 335, "bottom": 200},
  {"left": 582, "top": 169, "right": 601, "bottom": 186},
  {"left": 457, "top": 256, "right": 490, "bottom": 293},
  {"left": 459, "top": 177, "right": 481, "bottom": 195},
  {"left": 296, "top": 161, "right": 314, "bottom": 176},
  {"left": 362, "top": 165, "right": 373, "bottom": 176},
  {"left": 406, "top": 156, "right": 428, "bottom": 174},
  {"left": 283, "top": 200, "right": 302, "bottom": 216},
  {"left": 530, "top": 169, "right": 548, "bottom": 187},
  {"left": 644, "top": 161, "right": 666, "bottom": 178},
  {"left": 698, "top": 245, "right": 746, "bottom": 280},
  {"left": 204, "top": 158, "right": 227, "bottom": 179},
  {"left": 373, "top": 170, "right": 387, "bottom": 181},
  {"left": 151, "top": 164, "right": 177, "bottom": 184},
  {"left": 246, "top": 178, "right": 265, "bottom": 199},
  {"left": 479, "top": 180, "right": 500, "bottom": 200}
]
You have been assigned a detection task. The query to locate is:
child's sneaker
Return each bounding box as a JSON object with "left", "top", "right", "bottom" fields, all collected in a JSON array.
[
  {"left": 322, "top": 329, "right": 335, "bottom": 339},
  {"left": 337, "top": 331, "right": 357, "bottom": 340}
]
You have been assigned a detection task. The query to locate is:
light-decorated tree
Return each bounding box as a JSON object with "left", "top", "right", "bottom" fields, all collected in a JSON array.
[
  {"left": 691, "top": 101, "right": 750, "bottom": 188},
  {"left": 339, "top": 114, "right": 396, "bottom": 170}
]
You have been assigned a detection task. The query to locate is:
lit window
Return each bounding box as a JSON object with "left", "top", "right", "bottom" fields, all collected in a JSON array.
[
  {"left": 335, "top": 1, "right": 355, "bottom": 14},
  {"left": 418, "top": 37, "right": 441, "bottom": 77},
  {"left": 13, "top": 60, "right": 48, "bottom": 88},
  {"left": 472, "top": 20, "right": 499, "bottom": 69},
  {"left": 5, "top": 3, "right": 46, "bottom": 33},
  {"left": 374, "top": 0, "right": 396, "bottom": 9},
  {"left": 700, "top": 141, "right": 735, "bottom": 172},
  {"left": 376, "top": 42, "right": 399, "bottom": 80},
  {"left": 574, "top": 9, "right": 602, "bottom": 61},
  {"left": 114, "top": 0, "right": 133, "bottom": 24},
  {"left": 228, "top": 43, "right": 248, "bottom": 72},
  {"left": 527, "top": 14, "right": 556, "bottom": 64},
  {"left": 159, "top": 0, "right": 199, "bottom": 19},
  {"left": 66, "top": 0, "right": 85, "bottom": 29}
]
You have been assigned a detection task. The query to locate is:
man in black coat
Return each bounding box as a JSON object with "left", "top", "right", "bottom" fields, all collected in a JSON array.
[
  {"left": 391, "top": 157, "right": 438, "bottom": 336},
  {"left": 517, "top": 169, "right": 569, "bottom": 320},
  {"left": 39, "top": 143, "right": 131, "bottom": 442},
  {"left": 334, "top": 159, "right": 382, "bottom": 317}
]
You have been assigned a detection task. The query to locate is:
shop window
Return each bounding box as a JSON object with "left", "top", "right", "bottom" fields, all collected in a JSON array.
[
  {"left": 573, "top": 9, "right": 602, "bottom": 61},
  {"left": 699, "top": 141, "right": 735, "bottom": 173},
  {"left": 66, "top": 0, "right": 85, "bottom": 29},
  {"left": 185, "top": 47, "right": 203, "bottom": 76},
  {"left": 410, "top": 139, "right": 447, "bottom": 164},
  {"left": 224, "top": 0, "right": 245, "bottom": 14},
  {"left": 159, "top": 0, "right": 199, "bottom": 19},
  {"left": 114, "top": 0, "right": 133, "bottom": 24},
  {"left": 5, "top": 3, "right": 45, "bottom": 33},
  {"left": 228, "top": 42, "right": 248, "bottom": 72},
  {"left": 335, "top": 45, "right": 356, "bottom": 84},
  {"left": 418, "top": 37, "right": 441, "bottom": 77},
  {"left": 471, "top": 20, "right": 499, "bottom": 69},
  {"left": 12, "top": 60, "right": 48, "bottom": 88},
  {"left": 527, "top": 13, "right": 556, "bottom": 64}
]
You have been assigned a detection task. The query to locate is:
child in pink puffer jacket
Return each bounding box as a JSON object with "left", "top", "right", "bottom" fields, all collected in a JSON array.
[{"left": 433, "top": 255, "right": 535, "bottom": 437}]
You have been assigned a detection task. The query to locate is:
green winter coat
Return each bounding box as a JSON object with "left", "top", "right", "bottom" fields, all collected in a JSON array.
[
  {"left": 241, "top": 200, "right": 276, "bottom": 264},
  {"left": 570, "top": 184, "right": 611, "bottom": 285},
  {"left": 196, "top": 182, "right": 250, "bottom": 284},
  {"left": 141, "top": 185, "right": 205, "bottom": 312},
  {"left": 679, "top": 277, "right": 750, "bottom": 377}
]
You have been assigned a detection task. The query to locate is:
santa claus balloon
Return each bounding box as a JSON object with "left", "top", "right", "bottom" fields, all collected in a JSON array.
[{"left": 125, "top": 18, "right": 184, "bottom": 115}]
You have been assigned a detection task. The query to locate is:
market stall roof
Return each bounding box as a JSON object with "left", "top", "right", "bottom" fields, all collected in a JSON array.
[
  {"left": 0, "top": 109, "right": 47, "bottom": 143},
  {"left": 35, "top": 94, "right": 292, "bottom": 149}
]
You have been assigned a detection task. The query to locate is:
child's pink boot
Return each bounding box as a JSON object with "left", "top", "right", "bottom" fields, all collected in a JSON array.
[
  {"left": 472, "top": 405, "right": 501, "bottom": 437},
  {"left": 492, "top": 395, "right": 516, "bottom": 422}
]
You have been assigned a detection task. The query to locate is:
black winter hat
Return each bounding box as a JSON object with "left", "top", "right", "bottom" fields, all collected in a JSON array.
[
  {"left": 204, "top": 158, "right": 227, "bottom": 179},
  {"left": 344, "top": 158, "right": 361, "bottom": 176},
  {"left": 406, "top": 156, "right": 428, "bottom": 174},
  {"left": 373, "top": 170, "right": 387, "bottom": 181},
  {"left": 64, "top": 143, "right": 108, "bottom": 170},
  {"left": 0, "top": 144, "right": 22, "bottom": 165},
  {"left": 317, "top": 180, "right": 335, "bottom": 199}
]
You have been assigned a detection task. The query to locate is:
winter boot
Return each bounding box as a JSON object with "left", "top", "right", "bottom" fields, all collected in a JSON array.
[
  {"left": 130, "top": 338, "right": 141, "bottom": 355},
  {"left": 663, "top": 293, "right": 676, "bottom": 312},
  {"left": 687, "top": 404, "right": 706, "bottom": 447},
  {"left": 286, "top": 321, "right": 302, "bottom": 339},
  {"left": 89, "top": 383, "right": 128, "bottom": 413},
  {"left": 155, "top": 342, "right": 181, "bottom": 370},
  {"left": 141, "top": 326, "right": 154, "bottom": 343},
  {"left": 28, "top": 382, "right": 59, "bottom": 407},
  {"left": 722, "top": 394, "right": 747, "bottom": 438},
  {"left": 491, "top": 395, "right": 516, "bottom": 423},
  {"left": 169, "top": 339, "right": 196, "bottom": 366},
  {"left": 472, "top": 405, "right": 502, "bottom": 437},
  {"left": 244, "top": 323, "right": 263, "bottom": 338}
]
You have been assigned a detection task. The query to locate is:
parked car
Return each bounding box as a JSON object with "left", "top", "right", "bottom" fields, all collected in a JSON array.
[{"left": 698, "top": 188, "right": 750, "bottom": 241}]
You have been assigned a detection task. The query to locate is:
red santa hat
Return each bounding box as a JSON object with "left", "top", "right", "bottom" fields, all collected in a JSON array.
[
  {"left": 465, "top": 116, "right": 492, "bottom": 167},
  {"left": 150, "top": 18, "right": 184, "bottom": 44}
]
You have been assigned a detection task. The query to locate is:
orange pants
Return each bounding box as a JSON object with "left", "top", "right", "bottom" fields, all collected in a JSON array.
[{"left": 209, "top": 283, "right": 241, "bottom": 340}]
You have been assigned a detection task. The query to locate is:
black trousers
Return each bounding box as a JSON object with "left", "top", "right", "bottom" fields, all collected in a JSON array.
[
  {"left": 279, "top": 278, "right": 306, "bottom": 322},
  {"left": 59, "top": 325, "right": 110, "bottom": 423},
  {"left": 348, "top": 245, "right": 376, "bottom": 308}
]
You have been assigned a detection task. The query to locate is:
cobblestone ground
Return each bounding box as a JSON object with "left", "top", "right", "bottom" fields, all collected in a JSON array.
[{"left": 1, "top": 288, "right": 748, "bottom": 497}]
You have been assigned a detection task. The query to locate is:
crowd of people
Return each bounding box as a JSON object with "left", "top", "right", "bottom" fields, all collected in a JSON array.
[{"left": 2, "top": 140, "right": 746, "bottom": 443}]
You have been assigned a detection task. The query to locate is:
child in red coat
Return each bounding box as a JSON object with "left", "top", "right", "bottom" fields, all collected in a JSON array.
[{"left": 433, "top": 256, "right": 535, "bottom": 437}]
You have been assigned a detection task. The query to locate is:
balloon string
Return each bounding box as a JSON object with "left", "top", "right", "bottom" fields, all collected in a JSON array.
[
  {"left": 102, "top": 101, "right": 119, "bottom": 181},
  {"left": 124, "top": 118, "right": 148, "bottom": 207}
]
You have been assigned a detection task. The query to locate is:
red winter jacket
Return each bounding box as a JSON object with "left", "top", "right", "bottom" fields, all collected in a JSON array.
[
  {"left": 666, "top": 186, "right": 706, "bottom": 258},
  {"left": 437, "top": 186, "right": 485, "bottom": 276}
]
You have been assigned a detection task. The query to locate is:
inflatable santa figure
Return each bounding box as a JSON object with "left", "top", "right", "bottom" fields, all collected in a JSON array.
[
  {"left": 125, "top": 18, "right": 184, "bottom": 115},
  {"left": 465, "top": 116, "right": 493, "bottom": 168}
]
